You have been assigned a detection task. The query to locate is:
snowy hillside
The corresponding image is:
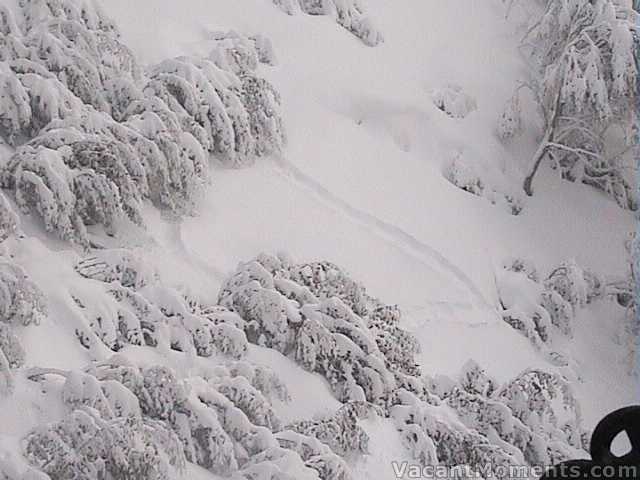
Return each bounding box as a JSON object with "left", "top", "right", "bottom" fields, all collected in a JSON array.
[{"left": 0, "top": 0, "right": 637, "bottom": 479}]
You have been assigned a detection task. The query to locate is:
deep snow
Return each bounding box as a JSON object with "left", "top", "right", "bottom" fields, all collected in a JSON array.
[{"left": 0, "top": 0, "right": 637, "bottom": 478}]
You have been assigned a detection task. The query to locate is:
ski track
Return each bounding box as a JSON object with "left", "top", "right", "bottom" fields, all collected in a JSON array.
[{"left": 272, "top": 155, "right": 500, "bottom": 323}]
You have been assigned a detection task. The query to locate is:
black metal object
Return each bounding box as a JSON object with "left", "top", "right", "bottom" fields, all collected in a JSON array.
[{"left": 540, "top": 406, "right": 640, "bottom": 480}]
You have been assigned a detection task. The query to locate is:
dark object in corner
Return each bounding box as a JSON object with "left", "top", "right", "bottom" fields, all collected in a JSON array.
[{"left": 541, "top": 406, "right": 640, "bottom": 480}]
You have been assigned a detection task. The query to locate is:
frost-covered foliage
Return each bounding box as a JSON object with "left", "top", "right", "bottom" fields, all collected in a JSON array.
[
  {"left": 0, "top": 259, "right": 45, "bottom": 394},
  {"left": 431, "top": 84, "right": 477, "bottom": 119},
  {"left": 219, "top": 253, "right": 426, "bottom": 410},
  {"left": 272, "top": 0, "right": 383, "bottom": 46},
  {"left": 72, "top": 249, "right": 248, "bottom": 359},
  {"left": 443, "top": 152, "right": 524, "bottom": 215},
  {"left": 0, "top": 260, "right": 46, "bottom": 326},
  {"left": 411, "top": 362, "right": 586, "bottom": 470},
  {"left": 25, "top": 358, "right": 352, "bottom": 480},
  {"left": 498, "top": 258, "right": 603, "bottom": 347},
  {"left": 514, "top": 0, "right": 638, "bottom": 208},
  {"left": 0, "top": 190, "right": 18, "bottom": 242},
  {"left": 496, "top": 92, "right": 523, "bottom": 142},
  {"left": 25, "top": 409, "right": 182, "bottom": 480},
  {"left": 288, "top": 401, "right": 378, "bottom": 456},
  {"left": 0, "top": 0, "right": 284, "bottom": 244}
]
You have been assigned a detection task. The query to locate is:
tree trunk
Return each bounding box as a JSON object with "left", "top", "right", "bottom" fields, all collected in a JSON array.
[{"left": 523, "top": 128, "right": 552, "bottom": 196}]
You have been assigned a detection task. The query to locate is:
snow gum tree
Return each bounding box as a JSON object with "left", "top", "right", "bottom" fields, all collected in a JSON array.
[{"left": 511, "top": 0, "right": 637, "bottom": 208}]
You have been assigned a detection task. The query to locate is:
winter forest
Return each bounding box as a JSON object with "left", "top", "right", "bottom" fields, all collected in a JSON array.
[{"left": 0, "top": 0, "right": 637, "bottom": 479}]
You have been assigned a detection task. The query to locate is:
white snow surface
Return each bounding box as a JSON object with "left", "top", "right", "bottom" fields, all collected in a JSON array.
[{"left": 0, "top": 0, "right": 637, "bottom": 478}]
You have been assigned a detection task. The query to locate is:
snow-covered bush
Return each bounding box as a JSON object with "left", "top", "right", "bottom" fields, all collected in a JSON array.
[
  {"left": 288, "top": 401, "right": 377, "bottom": 456},
  {"left": 225, "top": 361, "right": 291, "bottom": 403},
  {"left": 0, "top": 0, "right": 285, "bottom": 243},
  {"left": 272, "top": 0, "right": 383, "bottom": 46},
  {"left": 143, "top": 54, "right": 285, "bottom": 168},
  {"left": 496, "top": 93, "right": 523, "bottom": 142},
  {"left": 71, "top": 250, "right": 249, "bottom": 358},
  {"left": 0, "top": 260, "right": 46, "bottom": 326},
  {"left": 26, "top": 357, "right": 338, "bottom": 479},
  {"left": 443, "top": 153, "right": 524, "bottom": 215},
  {"left": 515, "top": 0, "right": 637, "bottom": 209},
  {"left": 392, "top": 389, "right": 521, "bottom": 471},
  {"left": 404, "top": 361, "right": 586, "bottom": 469},
  {"left": 0, "top": 191, "right": 18, "bottom": 242},
  {"left": 219, "top": 254, "right": 425, "bottom": 410},
  {"left": 275, "top": 429, "right": 353, "bottom": 480},
  {"left": 498, "top": 258, "right": 603, "bottom": 346},
  {"left": 0, "top": 323, "right": 25, "bottom": 370},
  {"left": 25, "top": 409, "right": 183, "bottom": 480},
  {"left": 431, "top": 84, "right": 477, "bottom": 119},
  {"left": 0, "top": 260, "right": 45, "bottom": 394},
  {"left": 544, "top": 260, "right": 602, "bottom": 307},
  {"left": 496, "top": 369, "right": 586, "bottom": 463}
]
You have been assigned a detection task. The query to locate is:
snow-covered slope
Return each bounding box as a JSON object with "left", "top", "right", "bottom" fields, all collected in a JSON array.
[{"left": 0, "top": 0, "right": 637, "bottom": 479}]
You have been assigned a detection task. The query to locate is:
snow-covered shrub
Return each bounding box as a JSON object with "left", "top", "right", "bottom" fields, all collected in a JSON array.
[
  {"left": 71, "top": 250, "right": 249, "bottom": 357},
  {"left": 276, "top": 430, "right": 353, "bottom": 480},
  {"left": 0, "top": 260, "right": 47, "bottom": 326},
  {"left": 0, "top": 323, "right": 25, "bottom": 370},
  {"left": 544, "top": 260, "right": 602, "bottom": 308},
  {"left": 0, "top": 0, "right": 285, "bottom": 243},
  {"left": 288, "top": 401, "right": 376, "bottom": 456},
  {"left": 225, "top": 361, "right": 291, "bottom": 403},
  {"left": 498, "top": 259, "right": 604, "bottom": 346},
  {"left": 143, "top": 54, "right": 285, "bottom": 168},
  {"left": 458, "top": 359, "right": 498, "bottom": 397},
  {"left": 273, "top": 0, "right": 383, "bottom": 46},
  {"left": 28, "top": 358, "right": 328, "bottom": 479},
  {"left": 208, "top": 31, "right": 271, "bottom": 74},
  {"left": 392, "top": 389, "right": 521, "bottom": 471},
  {"left": 496, "top": 369, "right": 586, "bottom": 464},
  {"left": 219, "top": 254, "right": 425, "bottom": 409},
  {"left": 0, "top": 191, "right": 18, "bottom": 242},
  {"left": 284, "top": 259, "right": 369, "bottom": 316},
  {"left": 25, "top": 409, "right": 183, "bottom": 480},
  {"left": 443, "top": 154, "right": 485, "bottom": 196},
  {"left": 496, "top": 93, "right": 523, "bottom": 142},
  {"left": 431, "top": 84, "right": 477, "bottom": 119},
  {"left": 75, "top": 249, "right": 157, "bottom": 289},
  {"left": 503, "top": 257, "right": 539, "bottom": 282},
  {"left": 444, "top": 153, "right": 524, "bottom": 215},
  {"left": 517, "top": 0, "right": 637, "bottom": 209},
  {"left": 400, "top": 361, "right": 586, "bottom": 470}
]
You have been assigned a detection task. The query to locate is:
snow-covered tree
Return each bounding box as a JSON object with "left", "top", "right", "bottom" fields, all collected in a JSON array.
[
  {"left": 71, "top": 250, "right": 249, "bottom": 358},
  {"left": 272, "top": 0, "right": 383, "bottom": 46},
  {"left": 25, "top": 408, "right": 184, "bottom": 480},
  {"left": 219, "top": 254, "right": 427, "bottom": 409},
  {"left": 0, "top": 0, "right": 285, "bottom": 244},
  {"left": 498, "top": 258, "right": 603, "bottom": 346},
  {"left": 515, "top": 0, "right": 637, "bottom": 208},
  {"left": 0, "top": 260, "right": 47, "bottom": 326},
  {"left": 0, "top": 191, "right": 18, "bottom": 242},
  {"left": 288, "top": 401, "right": 377, "bottom": 456}
]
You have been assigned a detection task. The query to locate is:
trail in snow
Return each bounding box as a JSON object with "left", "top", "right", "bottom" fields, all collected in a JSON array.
[
  {"left": 272, "top": 155, "right": 500, "bottom": 323},
  {"left": 167, "top": 220, "right": 227, "bottom": 283}
]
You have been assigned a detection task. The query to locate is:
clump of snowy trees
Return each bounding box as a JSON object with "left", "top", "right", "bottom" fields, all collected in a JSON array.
[
  {"left": 0, "top": 259, "right": 46, "bottom": 394},
  {"left": 503, "top": 0, "right": 637, "bottom": 208},
  {"left": 0, "top": 0, "right": 285, "bottom": 245},
  {"left": 272, "top": 0, "right": 383, "bottom": 46},
  {"left": 498, "top": 258, "right": 603, "bottom": 349},
  {"left": 21, "top": 356, "right": 355, "bottom": 480},
  {"left": 218, "top": 253, "right": 426, "bottom": 410},
  {"left": 443, "top": 152, "right": 524, "bottom": 215},
  {"left": 0, "top": 249, "right": 589, "bottom": 479},
  {"left": 399, "top": 360, "right": 587, "bottom": 472},
  {"left": 72, "top": 248, "right": 249, "bottom": 359}
]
